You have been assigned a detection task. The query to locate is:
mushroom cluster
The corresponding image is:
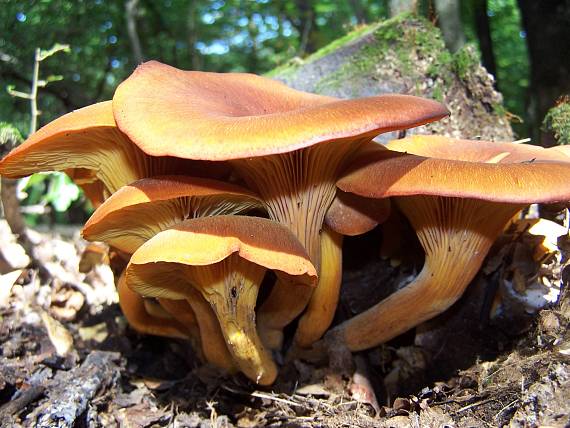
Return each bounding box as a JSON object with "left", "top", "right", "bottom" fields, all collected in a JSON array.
[{"left": 2, "top": 61, "right": 570, "bottom": 385}]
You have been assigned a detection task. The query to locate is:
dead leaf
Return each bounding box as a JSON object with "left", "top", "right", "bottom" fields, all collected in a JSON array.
[
  {"left": 78, "top": 322, "right": 108, "bottom": 343},
  {"left": 141, "top": 377, "right": 177, "bottom": 391},
  {"left": 40, "top": 310, "right": 74, "bottom": 356},
  {"left": 0, "top": 269, "right": 22, "bottom": 307},
  {"left": 50, "top": 282, "right": 85, "bottom": 321},
  {"left": 295, "top": 383, "right": 331, "bottom": 397},
  {"left": 78, "top": 242, "right": 109, "bottom": 273}
]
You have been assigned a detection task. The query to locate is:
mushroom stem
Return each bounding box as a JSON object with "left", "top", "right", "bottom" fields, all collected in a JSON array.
[
  {"left": 117, "top": 273, "right": 189, "bottom": 340},
  {"left": 294, "top": 226, "right": 343, "bottom": 348},
  {"left": 257, "top": 283, "right": 314, "bottom": 350},
  {"left": 159, "top": 293, "right": 235, "bottom": 372},
  {"left": 187, "top": 255, "right": 277, "bottom": 385},
  {"left": 234, "top": 140, "right": 363, "bottom": 346},
  {"left": 331, "top": 196, "right": 522, "bottom": 351}
]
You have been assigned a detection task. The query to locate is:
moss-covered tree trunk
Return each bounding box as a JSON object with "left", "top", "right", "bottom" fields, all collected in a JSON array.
[{"left": 268, "top": 13, "right": 513, "bottom": 143}]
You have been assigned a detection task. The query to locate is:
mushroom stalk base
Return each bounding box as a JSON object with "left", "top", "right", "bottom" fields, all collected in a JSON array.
[{"left": 187, "top": 255, "right": 278, "bottom": 385}]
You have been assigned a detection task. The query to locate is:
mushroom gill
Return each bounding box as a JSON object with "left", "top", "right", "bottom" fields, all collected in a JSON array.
[
  {"left": 82, "top": 175, "right": 263, "bottom": 254},
  {"left": 0, "top": 101, "right": 226, "bottom": 206}
]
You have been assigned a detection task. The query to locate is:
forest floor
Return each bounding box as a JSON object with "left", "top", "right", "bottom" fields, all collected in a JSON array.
[{"left": 0, "top": 216, "right": 569, "bottom": 427}]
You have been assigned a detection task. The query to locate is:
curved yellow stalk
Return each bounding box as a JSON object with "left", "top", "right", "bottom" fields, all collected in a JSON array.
[
  {"left": 294, "top": 226, "right": 343, "bottom": 348},
  {"left": 332, "top": 196, "right": 522, "bottom": 351}
]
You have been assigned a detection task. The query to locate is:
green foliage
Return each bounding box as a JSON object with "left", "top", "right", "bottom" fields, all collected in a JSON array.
[
  {"left": 20, "top": 172, "right": 80, "bottom": 212},
  {"left": 487, "top": 0, "right": 529, "bottom": 119},
  {"left": 461, "top": 0, "right": 529, "bottom": 126},
  {"left": 542, "top": 100, "right": 570, "bottom": 145},
  {"left": 0, "top": 122, "right": 23, "bottom": 150}
]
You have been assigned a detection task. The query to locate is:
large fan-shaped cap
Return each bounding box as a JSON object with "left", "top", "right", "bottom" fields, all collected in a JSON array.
[
  {"left": 113, "top": 61, "right": 449, "bottom": 160},
  {"left": 338, "top": 148, "right": 570, "bottom": 204},
  {"left": 82, "top": 175, "right": 263, "bottom": 254},
  {"left": 0, "top": 102, "right": 136, "bottom": 198},
  {"left": 0, "top": 101, "right": 229, "bottom": 202}
]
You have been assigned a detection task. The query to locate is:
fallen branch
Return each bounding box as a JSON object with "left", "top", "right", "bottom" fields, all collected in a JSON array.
[{"left": 26, "top": 351, "right": 121, "bottom": 427}]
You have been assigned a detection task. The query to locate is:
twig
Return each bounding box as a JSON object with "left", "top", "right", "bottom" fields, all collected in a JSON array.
[
  {"left": 454, "top": 397, "right": 497, "bottom": 414},
  {"left": 250, "top": 391, "right": 306, "bottom": 409},
  {"left": 495, "top": 398, "right": 519, "bottom": 420},
  {"left": 28, "top": 351, "right": 121, "bottom": 427},
  {"left": 0, "top": 385, "right": 45, "bottom": 418}
]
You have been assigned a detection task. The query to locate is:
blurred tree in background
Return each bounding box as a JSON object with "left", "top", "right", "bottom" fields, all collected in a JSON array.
[{"left": 1, "top": 0, "right": 568, "bottom": 223}]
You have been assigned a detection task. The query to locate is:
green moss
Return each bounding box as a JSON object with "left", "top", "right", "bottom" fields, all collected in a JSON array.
[
  {"left": 431, "top": 84, "right": 444, "bottom": 102},
  {"left": 0, "top": 122, "right": 23, "bottom": 149},
  {"left": 269, "top": 13, "right": 483, "bottom": 103},
  {"left": 452, "top": 47, "right": 480, "bottom": 81},
  {"left": 542, "top": 100, "right": 570, "bottom": 145},
  {"left": 308, "top": 24, "right": 379, "bottom": 62},
  {"left": 311, "top": 14, "right": 448, "bottom": 93},
  {"left": 264, "top": 57, "right": 304, "bottom": 78}
]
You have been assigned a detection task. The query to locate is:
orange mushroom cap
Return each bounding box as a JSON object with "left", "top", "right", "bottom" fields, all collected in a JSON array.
[
  {"left": 0, "top": 101, "right": 228, "bottom": 203},
  {"left": 113, "top": 61, "right": 449, "bottom": 161},
  {"left": 330, "top": 136, "right": 570, "bottom": 351},
  {"left": 325, "top": 190, "right": 391, "bottom": 236},
  {"left": 387, "top": 135, "right": 570, "bottom": 163},
  {"left": 338, "top": 146, "right": 570, "bottom": 204},
  {"left": 82, "top": 175, "right": 263, "bottom": 254}
]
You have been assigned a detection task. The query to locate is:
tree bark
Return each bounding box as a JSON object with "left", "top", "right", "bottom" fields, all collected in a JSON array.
[
  {"left": 125, "top": 0, "right": 144, "bottom": 64},
  {"left": 473, "top": 0, "right": 497, "bottom": 80},
  {"left": 187, "top": 1, "right": 201, "bottom": 70},
  {"left": 517, "top": 0, "right": 570, "bottom": 146},
  {"left": 434, "top": 0, "right": 465, "bottom": 53},
  {"left": 295, "top": 0, "right": 318, "bottom": 56}
]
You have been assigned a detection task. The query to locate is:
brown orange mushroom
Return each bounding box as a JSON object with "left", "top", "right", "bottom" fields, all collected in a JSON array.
[
  {"left": 112, "top": 60, "right": 449, "bottom": 348},
  {"left": 292, "top": 193, "right": 391, "bottom": 348},
  {"left": 81, "top": 175, "right": 262, "bottom": 362},
  {"left": 126, "top": 215, "right": 317, "bottom": 385},
  {"left": 330, "top": 136, "right": 570, "bottom": 351},
  {"left": 0, "top": 101, "right": 227, "bottom": 207},
  {"left": 159, "top": 290, "right": 236, "bottom": 373},
  {"left": 116, "top": 272, "right": 189, "bottom": 340},
  {"left": 82, "top": 175, "right": 263, "bottom": 254}
]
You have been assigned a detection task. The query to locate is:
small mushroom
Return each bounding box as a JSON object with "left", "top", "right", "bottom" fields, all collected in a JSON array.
[
  {"left": 126, "top": 215, "right": 317, "bottom": 384},
  {"left": 331, "top": 137, "right": 570, "bottom": 351},
  {"left": 116, "top": 272, "right": 189, "bottom": 340},
  {"left": 81, "top": 175, "right": 262, "bottom": 360},
  {"left": 112, "top": 61, "right": 449, "bottom": 348},
  {"left": 82, "top": 175, "right": 263, "bottom": 254}
]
